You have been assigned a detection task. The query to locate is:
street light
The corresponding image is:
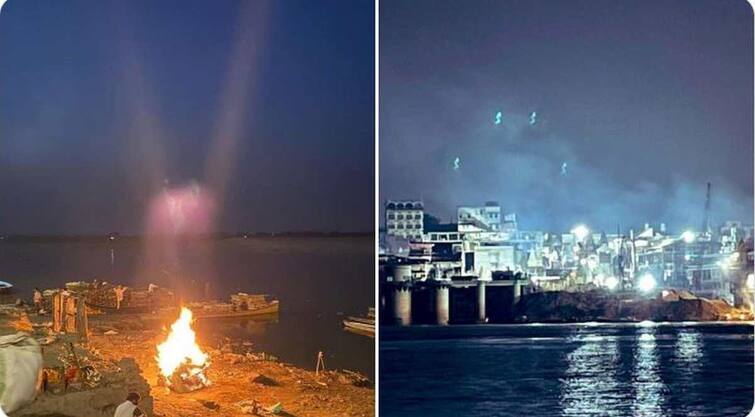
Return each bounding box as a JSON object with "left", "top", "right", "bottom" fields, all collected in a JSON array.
[
  {"left": 604, "top": 276, "right": 619, "bottom": 291},
  {"left": 638, "top": 273, "right": 656, "bottom": 293},
  {"left": 681, "top": 230, "right": 695, "bottom": 244}
]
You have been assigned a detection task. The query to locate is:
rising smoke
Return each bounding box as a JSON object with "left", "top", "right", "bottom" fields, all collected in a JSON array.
[{"left": 380, "top": 88, "right": 752, "bottom": 233}]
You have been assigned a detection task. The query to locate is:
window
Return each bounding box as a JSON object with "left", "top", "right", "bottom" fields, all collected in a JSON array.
[
  {"left": 397, "top": 214, "right": 404, "bottom": 220},
  {"left": 398, "top": 224, "right": 404, "bottom": 229},
  {"left": 388, "top": 214, "right": 395, "bottom": 220}
]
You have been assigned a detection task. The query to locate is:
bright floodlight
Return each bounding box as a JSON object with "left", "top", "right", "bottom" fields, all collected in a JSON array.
[
  {"left": 681, "top": 230, "right": 695, "bottom": 244},
  {"left": 638, "top": 273, "right": 656, "bottom": 293},
  {"left": 571, "top": 224, "right": 590, "bottom": 241},
  {"left": 604, "top": 276, "right": 619, "bottom": 291}
]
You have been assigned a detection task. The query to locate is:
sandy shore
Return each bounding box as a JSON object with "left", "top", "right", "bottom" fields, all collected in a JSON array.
[{"left": 5, "top": 307, "right": 373, "bottom": 417}]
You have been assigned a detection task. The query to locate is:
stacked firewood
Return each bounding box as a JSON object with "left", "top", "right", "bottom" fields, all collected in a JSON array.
[{"left": 230, "top": 293, "right": 269, "bottom": 310}]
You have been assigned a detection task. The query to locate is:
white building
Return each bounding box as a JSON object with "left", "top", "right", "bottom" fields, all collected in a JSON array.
[
  {"left": 385, "top": 200, "right": 424, "bottom": 241},
  {"left": 457, "top": 202, "right": 502, "bottom": 233}
]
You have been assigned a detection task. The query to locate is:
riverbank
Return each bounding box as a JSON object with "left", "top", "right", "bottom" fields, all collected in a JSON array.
[
  {"left": 515, "top": 290, "right": 753, "bottom": 323},
  {"left": 3, "top": 305, "right": 373, "bottom": 417}
]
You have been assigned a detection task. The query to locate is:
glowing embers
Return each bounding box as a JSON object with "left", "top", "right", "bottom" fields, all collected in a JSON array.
[{"left": 156, "top": 307, "right": 210, "bottom": 392}]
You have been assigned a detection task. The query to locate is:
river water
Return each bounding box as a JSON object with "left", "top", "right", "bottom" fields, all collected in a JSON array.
[
  {"left": 380, "top": 323, "right": 754, "bottom": 416},
  {"left": 0, "top": 236, "right": 374, "bottom": 377}
]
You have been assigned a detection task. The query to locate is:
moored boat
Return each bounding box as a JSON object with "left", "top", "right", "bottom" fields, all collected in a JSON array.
[
  {"left": 188, "top": 293, "right": 280, "bottom": 320},
  {"left": 343, "top": 307, "right": 375, "bottom": 337},
  {"left": 0, "top": 281, "right": 13, "bottom": 294}
]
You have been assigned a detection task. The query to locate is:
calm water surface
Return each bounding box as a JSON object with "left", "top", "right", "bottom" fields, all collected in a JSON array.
[
  {"left": 0, "top": 237, "right": 374, "bottom": 377},
  {"left": 380, "top": 323, "right": 754, "bottom": 416}
]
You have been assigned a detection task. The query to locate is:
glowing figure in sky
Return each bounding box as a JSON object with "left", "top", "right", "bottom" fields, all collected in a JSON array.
[
  {"left": 529, "top": 111, "right": 538, "bottom": 126},
  {"left": 453, "top": 157, "right": 461, "bottom": 170},
  {"left": 560, "top": 162, "right": 568, "bottom": 176},
  {"left": 494, "top": 111, "right": 502, "bottom": 125}
]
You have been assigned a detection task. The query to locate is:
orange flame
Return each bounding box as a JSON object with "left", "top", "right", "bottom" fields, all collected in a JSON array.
[{"left": 156, "top": 307, "right": 209, "bottom": 381}]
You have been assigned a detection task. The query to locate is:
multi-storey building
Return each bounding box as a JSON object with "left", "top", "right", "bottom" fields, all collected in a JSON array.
[
  {"left": 457, "top": 202, "right": 502, "bottom": 233},
  {"left": 385, "top": 200, "right": 424, "bottom": 241}
]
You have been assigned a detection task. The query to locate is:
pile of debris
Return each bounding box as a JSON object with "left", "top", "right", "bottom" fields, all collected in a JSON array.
[
  {"left": 516, "top": 290, "right": 754, "bottom": 322},
  {"left": 14, "top": 357, "right": 153, "bottom": 417}
]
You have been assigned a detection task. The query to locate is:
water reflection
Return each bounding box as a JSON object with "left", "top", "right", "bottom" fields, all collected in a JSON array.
[
  {"left": 675, "top": 329, "right": 703, "bottom": 373},
  {"left": 632, "top": 326, "right": 664, "bottom": 416},
  {"left": 560, "top": 333, "right": 621, "bottom": 416}
]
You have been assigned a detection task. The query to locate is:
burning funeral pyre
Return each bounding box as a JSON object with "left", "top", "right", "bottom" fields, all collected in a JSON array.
[{"left": 156, "top": 307, "right": 210, "bottom": 392}]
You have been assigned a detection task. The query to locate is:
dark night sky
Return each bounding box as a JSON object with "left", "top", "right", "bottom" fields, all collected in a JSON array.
[
  {"left": 380, "top": 0, "right": 753, "bottom": 233},
  {"left": 0, "top": 0, "right": 374, "bottom": 234}
]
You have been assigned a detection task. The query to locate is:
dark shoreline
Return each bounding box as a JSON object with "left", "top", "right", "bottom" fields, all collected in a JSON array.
[{"left": 0, "top": 232, "right": 373, "bottom": 243}]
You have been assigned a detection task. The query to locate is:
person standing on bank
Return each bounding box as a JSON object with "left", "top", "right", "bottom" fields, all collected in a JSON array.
[{"left": 114, "top": 285, "right": 127, "bottom": 310}]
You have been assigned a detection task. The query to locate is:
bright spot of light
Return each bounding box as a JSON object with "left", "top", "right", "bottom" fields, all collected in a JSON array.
[
  {"left": 638, "top": 273, "right": 656, "bottom": 293},
  {"left": 638, "top": 320, "right": 656, "bottom": 328},
  {"left": 571, "top": 224, "right": 590, "bottom": 241},
  {"left": 604, "top": 276, "right": 619, "bottom": 291},
  {"left": 746, "top": 273, "right": 755, "bottom": 290},
  {"left": 681, "top": 231, "right": 695, "bottom": 244}
]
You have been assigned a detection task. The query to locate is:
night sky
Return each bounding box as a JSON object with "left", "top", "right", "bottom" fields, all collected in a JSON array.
[
  {"left": 0, "top": 0, "right": 374, "bottom": 234},
  {"left": 380, "top": 0, "right": 753, "bottom": 233}
]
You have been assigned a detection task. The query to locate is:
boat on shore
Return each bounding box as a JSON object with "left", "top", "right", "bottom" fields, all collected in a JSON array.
[
  {"left": 188, "top": 293, "right": 280, "bottom": 320},
  {"left": 343, "top": 307, "right": 375, "bottom": 337},
  {"left": 0, "top": 281, "right": 13, "bottom": 294}
]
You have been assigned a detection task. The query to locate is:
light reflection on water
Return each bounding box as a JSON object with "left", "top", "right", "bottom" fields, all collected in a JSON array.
[
  {"left": 676, "top": 329, "right": 703, "bottom": 370},
  {"left": 632, "top": 326, "right": 664, "bottom": 417},
  {"left": 560, "top": 326, "right": 688, "bottom": 416},
  {"left": 380, "top": 323, "right": 754, "bottom": 417},
  {"left": 561, "top": 334, "right": 621, "bottom": 416}
]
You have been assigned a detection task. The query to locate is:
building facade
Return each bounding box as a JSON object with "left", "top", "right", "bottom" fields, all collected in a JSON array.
[{"left": 385, "top": 200, "right": 424, "bottom": 241}]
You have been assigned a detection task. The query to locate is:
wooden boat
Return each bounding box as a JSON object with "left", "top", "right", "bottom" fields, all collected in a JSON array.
[
  {"left": 0, "top": 281, "right": 13, "bottom": 294},
  {"left": 343, "top": 308, "right": 375, "bottom": 337},
  {"left": 84, "top": 302, "right": 155, "bottom": 314},
  {"left": 190, "top": 299, "right": 280, "bottom": 320}
]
